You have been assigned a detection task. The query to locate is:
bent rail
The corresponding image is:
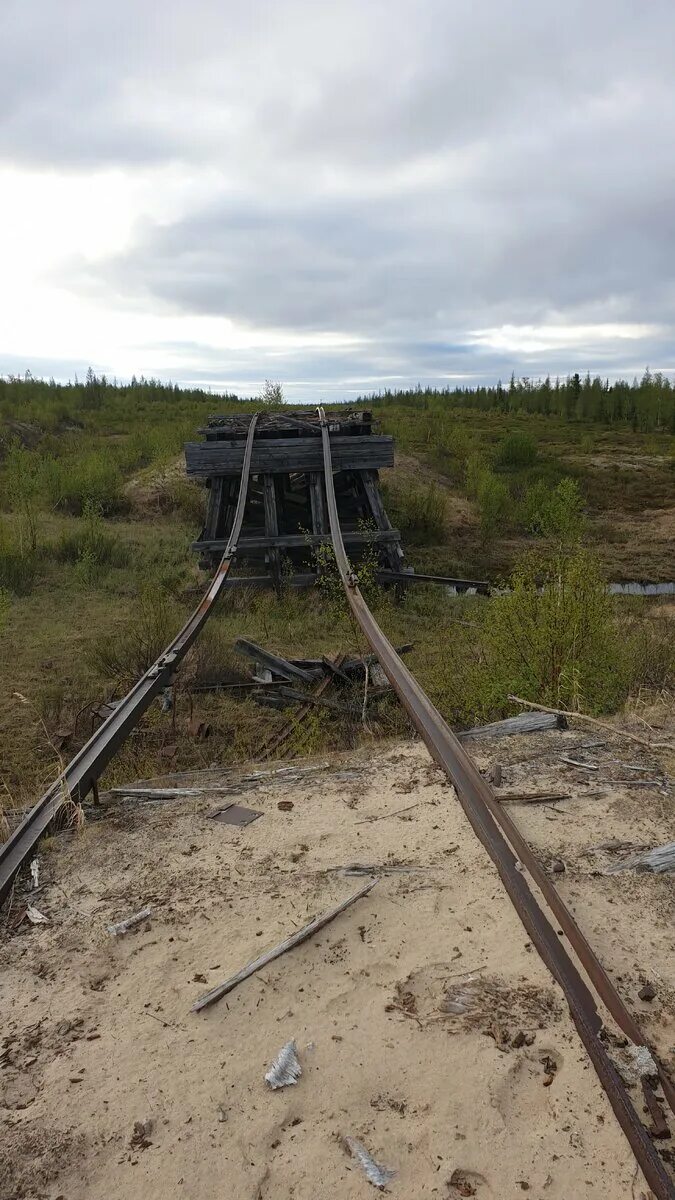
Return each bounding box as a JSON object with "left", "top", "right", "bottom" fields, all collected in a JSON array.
[
  {"left": 317, "top": 405, "right": 674, "bottom": 1200},
  {"left": 0, "top": 414, "right": 260, "bottom": 906}
]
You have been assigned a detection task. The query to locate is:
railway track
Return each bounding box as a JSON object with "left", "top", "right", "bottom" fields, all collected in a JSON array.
[
  {"left": 318, "top": 404, "right": 675, "bottom": 1200},
  {"left": 0, "top": 413, "right": 260, "bottom": 908},
  {"left": 0, "top": 405, "right": 673, "bottom": 1195}
]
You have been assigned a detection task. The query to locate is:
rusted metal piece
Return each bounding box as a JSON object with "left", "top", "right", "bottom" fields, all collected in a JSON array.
[
  {"left": 317, "top": 406, "right": 674, "bottom": 1200},
  {"left": 642, "top": 1080, "right": 671, "bottom": 1140},
  {"left": 0, "top": 415, "right": 261, "bottom": 907}
]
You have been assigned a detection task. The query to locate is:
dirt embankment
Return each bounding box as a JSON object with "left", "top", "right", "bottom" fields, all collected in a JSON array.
[{"left": 1, "top": 718, "right": 673, "bottom": 1199}]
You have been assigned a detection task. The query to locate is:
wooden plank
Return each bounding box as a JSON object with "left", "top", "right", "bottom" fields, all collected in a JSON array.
[
  {"left": 184, "top": 435, "right": 394, "bottom": 477},
  {"left": 233, "top": 638, "right": 323, "bottom": 683},
  {"left": 191, "top": 879, "right": 378, "bottom": 1011},
  {"left": 309, "top": 471, "right": 327, "bottom": 535},
  {"left": 193, "top": 530, "right": 402, "bottom": 552},
  {"left": 263, "top": 473, "right": 282, "bottom": 595}
]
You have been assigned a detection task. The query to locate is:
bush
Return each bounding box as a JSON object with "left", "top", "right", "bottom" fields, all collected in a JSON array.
[
  {"left": 383, "top": 479, "right": 447, "bottom": 541},
  {"left": 0, "top": 520, "right": 37, "bottom": 594},
  {"left": 476, "top": 471, "right": 511, "bottom": 537},
  {"left": 161, "top": 478, "right": 205, "bottom": 525},
  {"left": 495, "top": 431, "right": 538, "bottom": 469},
  {"left": 53, "top": 500, "right": 130, "bottom": 572},
  {"left": 470, "top": 546, "right": 626, "bottom": 715},
  {"left": 39, "top": 452, "right": 124, "bottom": 515},
  {"left": 88, "top": 583, "right": 182, "bottom": 683},
  {"left": 0, "top": 587, "right": 9, "bottom": 632},
  {"left": 522, "top": 477, "right": 586, "bottom": 543}
]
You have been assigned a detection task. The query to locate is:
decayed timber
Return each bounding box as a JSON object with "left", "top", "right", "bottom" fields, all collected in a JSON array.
[
  {"left": 185, "top": 435, "right": 394, "bottom": 477},
  {"left": 192, "top": 878, "right": 378, "bottom": 1011},
  {"left": 187, "top": 408, "right": 406, "bottom": 587}
]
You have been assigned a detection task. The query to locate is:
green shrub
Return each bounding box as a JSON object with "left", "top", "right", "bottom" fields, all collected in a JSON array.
[
  {"left": 0, "top": 520, "right": 37, "bottom": 594},
  {"left": 469, "top": 546, "right": 626, "bottom": 715},
  {"left": 476, "top": 470, "right": 510, "bottom": 536},
  {"left": 0, "top": 587, "right": 9, "bottom": 632},
  {"left": 161, "top": 478, "right": 205, "bottom": 525},
  {"left": 54, "top": 500, "right": 130, "bottom": 572},
  {"left": 39, "top": 452, "right": 124, "bottom": 515},
  {"left": 88, "top": 583, "right": 182, "bottom": 683},
  {"left": 495, "top": 431, "right": 538, "bottom": 469},
  {"left": 383, "top": 479, "right": 447, "bottom": 541},
  {"left": 523, "top": 477, "right": 586, "bottom": 543}
]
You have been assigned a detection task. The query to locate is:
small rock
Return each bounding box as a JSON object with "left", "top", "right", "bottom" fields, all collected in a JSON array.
[
  {"left": 550, "top": 859, "right": 565, "bottom": 875},
  {"left": 217, "top": 1105, "right": 227, "bottom": 1122},
  {"left": 511, "top": 1030, "right": 526, "bottom": 1049},
  {"left": 638, "top": 983, "right": 656, "bottom": 1002},
  {"left": 277, "top": 800, "right": 294, "bottom": 812},
  {"left": 193, "top": 973, "right": 207, "bottom": 984}
]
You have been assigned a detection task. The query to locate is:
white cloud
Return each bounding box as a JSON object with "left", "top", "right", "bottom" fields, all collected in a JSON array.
[{"left": 1, "top": 0, "right": 675, "bottom": 397}]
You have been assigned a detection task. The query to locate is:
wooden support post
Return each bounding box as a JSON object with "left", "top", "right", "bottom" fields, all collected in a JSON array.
[
  {"left": 91, "top": 779, "right": 100, "bottom": 807},
  {"left": 309, "top": 472, "right": 327, "bottom": 536},
  {"left": 361, "top": 469, "right": 404, "bottom": 573},
  {"left": 263, "top": 473, "right": 282, "bottom": 595},
  {"left": 204, "top": 476, "right": 225, "bottom": 541}
]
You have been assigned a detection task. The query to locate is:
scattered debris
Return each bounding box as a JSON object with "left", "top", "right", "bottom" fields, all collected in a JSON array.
[
  {"left": 234, "top": 639, "right": 323, "bottom": 685},
  {"left": 560, "top": 756, "right": 598, "bottom": 771},
  {"left": 29, "top": 858, "right": 39, "bottom": 889},
  {"left": 641, "top": 1079, "right": 671, "bottom": 1139},
  {"left": 638, "top": 983, "right": 657, "bottom": 1002},
  {"left": 217, "top": 1105, "right": 228, "bottom": 1122},
  {"left": 496, "top": 791, "right": 571, "bottom": 805},
  {"left": 448, "top": 1167, "right": 487, "bottom": 1196},
  {"left": 192, "top": 878, "right": 378, "bottom": 1011},
  {"left": 26, "top": 905, "right": 48, "bottom": 925},
  {"left": 334, "top": 863, "right": 429, "bottom": 876},
  {"left": 112, "top": 786, "right": 238, "bottom": 800},
  {"left": 211, "top": 804, "right": 263, "bottom": 827},
  {"left": 264, "top": 1040, "right": 302, "bottom": 1089},
  {"left": 616, "top": 1043, "right": 659, "bottom": 1085},
  {"left": 130, "top": 1118, "right": 153, "bottom": 1149},
  {"left": 107, "top": 907, "right": 151, "bottom": 936},
  {"left": 344, "top": 1136, "right": 395, "bottom": 1189},
  {"left": 605, "top": 841, "right": 675, "bottom": 874},
  {"left": 460, "top": 712, "right": 565, "bottom": 741},
  {"left": 357, "top": 802, "right": 427, "bottom": 824}
]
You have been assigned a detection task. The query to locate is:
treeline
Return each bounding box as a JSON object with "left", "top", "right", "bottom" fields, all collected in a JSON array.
[
  {"left": 366, "top": 371, "right": 675, "bottom": 432},
  {"left": 0, "top": 369, "right": 245, "bottom": 432}
]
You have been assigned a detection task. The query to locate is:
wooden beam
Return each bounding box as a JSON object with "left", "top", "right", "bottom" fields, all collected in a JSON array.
[
  {"left": 193, "top": 530, "right": 402, "bottom": 553},
  {"left": 262, "top": 473, "right": 282, "bottom": 595},
  {"left": 184, "top": 435, "right": 394, "bottom": 477}
]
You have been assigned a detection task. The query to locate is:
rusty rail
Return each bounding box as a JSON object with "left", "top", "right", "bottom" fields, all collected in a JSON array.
[
  {"left": 0, "top": 414, "right": 260, "bottom": 906},
  {"left": 317, "top": 405, "right": 674, "bottom": 1200}
]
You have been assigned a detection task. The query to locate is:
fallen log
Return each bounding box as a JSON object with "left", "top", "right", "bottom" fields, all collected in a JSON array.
[
  {"left": 508, "top": 696, "right": 675, "bottom": 752},
  {"left": 605, "top": 841, "right": 675, "bottom": 874},
  {"left": 459, "top": 712, "right": 565, "bottom": 741}
]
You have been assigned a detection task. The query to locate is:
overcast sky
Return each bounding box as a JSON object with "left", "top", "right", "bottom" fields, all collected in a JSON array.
[{"left": 1, "top": 0, "right": 674, "bottom": 401}]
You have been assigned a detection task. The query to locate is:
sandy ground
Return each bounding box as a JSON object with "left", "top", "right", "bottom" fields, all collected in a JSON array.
[{"left": 1, "top": 726, "right": 674, "bottom": 1200}]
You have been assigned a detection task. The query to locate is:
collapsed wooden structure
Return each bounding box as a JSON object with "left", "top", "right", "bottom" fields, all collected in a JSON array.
[{"left": 185, "top": 409, "right": 407, "bottom": 589}]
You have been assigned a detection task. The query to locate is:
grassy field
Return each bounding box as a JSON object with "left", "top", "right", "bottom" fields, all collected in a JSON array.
[{"left": 0, "top": 377, "right": 673, "bottom": 815}]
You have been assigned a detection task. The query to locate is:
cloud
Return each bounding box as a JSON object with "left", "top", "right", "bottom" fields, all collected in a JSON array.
[{"left": 1, "top": 0, "right": 675, "bottom": 397}]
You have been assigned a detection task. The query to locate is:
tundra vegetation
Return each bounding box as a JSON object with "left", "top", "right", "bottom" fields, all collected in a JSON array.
[{"left": 0, "top": 370, "right": 672, "bottom": 808}]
